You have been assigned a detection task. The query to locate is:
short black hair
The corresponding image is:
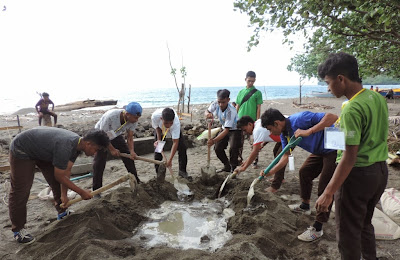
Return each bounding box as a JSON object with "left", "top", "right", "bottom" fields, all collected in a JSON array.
[
  {"left": 318, "top": 52, "right": 362, "bottom": 83},
  {"left": 83, "top": 129, "right": 110, "bottom": 149},
  {"left": 246, "top": 71, "right": 256, "bottom": 78},
  {"left": 261, "top": 108, "right": 285, "bottom": 128},
  {"left": 217, "top": 89, "right": 230, "bottom": 99},
  {"left": 42, "top": 92, "right": 49, "bottom": 97},
  {"left": 237, "top": 116, "right": 254, "bottom": 128},
  {"left": 162, "top": 108, "right": 175, "bottom": 122}
]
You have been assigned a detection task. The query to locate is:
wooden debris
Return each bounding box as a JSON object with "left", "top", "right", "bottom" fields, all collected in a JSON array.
[{"left": 292, "top": 101, "right": 334, "bottom": 110}]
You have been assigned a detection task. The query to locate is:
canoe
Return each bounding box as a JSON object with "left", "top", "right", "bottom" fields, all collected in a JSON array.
[
  {"left": 55, "top": 99, "right": 118, "bottom": 111},
  {"left": 309, "top": 91, "right": 335, "bottom": 98}
]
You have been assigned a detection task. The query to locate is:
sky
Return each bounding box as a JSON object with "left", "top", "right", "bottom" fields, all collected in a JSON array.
[{"left": 0, "top": 0, "right": 315, "bottom": 95}]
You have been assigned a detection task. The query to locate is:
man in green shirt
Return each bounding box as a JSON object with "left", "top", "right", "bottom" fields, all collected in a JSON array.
[
  {"left": 236, "top": 71, "right": 264, "bottom": 168},
  {"left": 236, "top": 71, "right": 263, "bottom": 121},
  {"left": 316, "top": 52, "right": 388, "bottom": 260}
]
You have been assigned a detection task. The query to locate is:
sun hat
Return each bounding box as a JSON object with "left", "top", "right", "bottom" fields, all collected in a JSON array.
[{"left": 125, "top": 102, "right": 142, "bottom": 116}]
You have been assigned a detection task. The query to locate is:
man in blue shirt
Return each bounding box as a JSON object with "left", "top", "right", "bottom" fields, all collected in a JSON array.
[{"left": 260, "top": 108, "right": 338, "bottom": 242}]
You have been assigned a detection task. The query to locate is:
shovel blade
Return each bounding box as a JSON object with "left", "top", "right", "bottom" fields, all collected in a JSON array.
[
  {"left": 247, "top": 178, "right": 260, "bottom": 207},
  {"left": 157, "top": 163, "right": 166, "bottom": 182},
  {"left": 218, "top": 173, "right": 232, "bottom": 198},
  {"left": 201, "top": 165, "right": 216, "bottom": 177},
  {"left": 128, "top": 174, "right": 138, "bottom": 196}
]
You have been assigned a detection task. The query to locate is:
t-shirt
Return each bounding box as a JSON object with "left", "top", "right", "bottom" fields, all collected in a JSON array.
[
  {"left": 35, "top": 98, "right": 54, "bottom": 112},
  {"left": 281, "top": 111, "right": 334, "bottom": 155},
  {"left": 10, "top": 127, "right": 80, "bottom": 170},
  {"left": 337, "top": 89, "right": 388, "bottom": 166},
  {"left": 207, "top": 101, "right": 238, "bottom": 130},
  {"left": 236, "top": 87, "right": 263, "bottom": 120},
  {"left": 151, "top": 108, "right": 181, "bottom": 139},
  {"left": 95, "top": 109, "right": 137, "bottom": 140},
  {"left": 253, "top": 119, "right": 281, "bottom": 145}
]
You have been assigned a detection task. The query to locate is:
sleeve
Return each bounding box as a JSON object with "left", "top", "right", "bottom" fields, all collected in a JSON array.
[
  {"left": 171, "top": 116, "right": 181, "bottom": 139},
  {"left": 207, "top": 101, "right": 217, "bottom": 113},
  {"left": 151, "top": 113, "right": 160, "bottom": 129},
  {"left": 341, "top": 110, "right": 362, "bottom": 145},
  {"left": 96, "top": 114, "right": 112, "bottom": 131},
  {"left": 35, "top": 100, "right": 42, "bottom": 108},
  {"left": 280, "top": 134, "right": 288, "bottom": 149},
  {"left": 253, "top": 127, "right": 272, "bottom": 144},
  {"left": 235, "top": 90, "right": 242, "bottom": 106},
  {"left": 49, "top": 99, "right": 54, "bottom": 105},
  {"left": 256, "top": 90, "right": 263, "bottom": 105},
  {"left": 53, "top": 142, "right": 74, "bottom": 170}
]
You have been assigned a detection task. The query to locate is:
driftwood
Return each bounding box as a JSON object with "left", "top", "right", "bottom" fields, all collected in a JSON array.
[
  {"left": 292, "top": 101, "right": 334, "bottom": 110},
  {"left": 55, "top": 99, "right": 117, "bottom": 111}
]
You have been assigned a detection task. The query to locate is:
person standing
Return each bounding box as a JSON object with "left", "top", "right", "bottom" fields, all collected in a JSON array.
[
  {"left": 260, "top": 108, "right": 338, "bottom": 242},
  {"left": 205, "top": 89, "right": 242, "bottom": 173},
  {"left": 151, "top": 107, "right": 192, "bottom": 181},
  {"left": 35, "top": 92, "right": 57, "bottom": 126},
  {"left": 9, "top": 127, "right": 109, "bottom": 244},
  {"left": 316, "top": 52, "right": 388, "bottom": 260},
  {"left": 236, "top": 71, "right": 263, "bottom": 169},
  {"left": 93, "top": 102, "right": 142, "bottom": 191}
]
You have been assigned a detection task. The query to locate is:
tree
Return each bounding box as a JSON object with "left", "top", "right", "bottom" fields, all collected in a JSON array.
[
  {"left": 167, "top": 43, "right": 187, "bottom": 115},
  {"left": 233, "top": 0, "right": 400, "bottom": 79}
]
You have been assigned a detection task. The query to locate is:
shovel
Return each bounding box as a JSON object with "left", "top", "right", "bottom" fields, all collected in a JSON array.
[
  {"left": 218, "top": 170, "right": 239, "bottom": 198},
  {"left": 247, "top": 136, "right": 302, "bottom": 207},
  {"left": 61, "top": 174, "right": 137, "bottom": 208},
  {"left": 201, "top": 120, "right": 217, "bottom": 178},
  {"left": 120, "top": 153, "right": 166, "bottom": 182}
]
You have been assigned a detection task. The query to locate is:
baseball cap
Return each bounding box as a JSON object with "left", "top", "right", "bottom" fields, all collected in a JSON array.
[{"left": 125, "top": 102, "right": 142, "bottom": 116}]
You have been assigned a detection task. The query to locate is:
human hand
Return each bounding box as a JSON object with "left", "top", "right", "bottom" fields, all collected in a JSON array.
[
  {"left": 130, "top": 152, "right": 137, "bottom": 160},
  {"left": 207, "top": 139, "right": 214, "bottom": 147},
  {"left": 61, "top": 194, "right": 69, "bottom": 207},
  {"left": 315, "top": 192, "right": 333, "bottom": 213},
  {"left": 154, "top": 140, "right": 159, "bottom": 148},
  {"left": 206, "top": 113, "right": 213, "bottom": 119},
  {"left": 110, "top": 149, "right": 120, "bottom": 157},
  {"left": 294, "top": 128, "right": 312, "bottom": 138},
  {"left": 166, "top": 160, "right": 172, "bottom": 168},
  {"left": 80, "top": 189, "right": 93, "bottom": 200}
]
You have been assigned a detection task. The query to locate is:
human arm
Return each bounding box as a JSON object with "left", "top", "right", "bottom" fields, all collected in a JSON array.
[
  {"left": 236, "top": 142, "right": 262, "bottom": 173},
  {"left": 153, "top": 127, "right": 163, "bottom": 147},
  {"left": 35, "top": 100, "right": 42, "bottom": 113},
  {"left": 55, "top": 161, "right": 92, "bottom": 206},
  {"left": 207, "top": 128, "right": 229, "bottom": 147},
  {"left": 166, "top": 138, "right": 179, "bottom": 167},
  {"left": 316, "top": 145, "right": 358, "bottom": 212},
  {"left": 256, "top": 104, "right": 261, "bottom": 120},
  {"left": 259, "top": 152, "right": 290, "bottom": 177},
  {"left": 126, "top": 129, "right": 137, "bottom": 160},
  {"left": 49, "top": 99, "right": 55, "bottom": 111},
  {"left": 294, "top": 113, "right": 338, "bottom": 138}
]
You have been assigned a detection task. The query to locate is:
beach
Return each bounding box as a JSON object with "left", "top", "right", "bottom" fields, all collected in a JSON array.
[{"left": 0, "top": 96, "right": 400, "bottom": 259}]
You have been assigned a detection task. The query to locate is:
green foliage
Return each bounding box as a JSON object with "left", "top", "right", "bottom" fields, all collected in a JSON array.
[{"left": 234, "top": 0, "right": 400, "bottom": 79}]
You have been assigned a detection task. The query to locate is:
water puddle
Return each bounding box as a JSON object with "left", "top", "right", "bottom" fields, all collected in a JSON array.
[{"left": 132, "top": 199, "right": 234, "bottom": 251}]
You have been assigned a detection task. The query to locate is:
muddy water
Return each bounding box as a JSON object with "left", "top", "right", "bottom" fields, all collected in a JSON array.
[{"left": 132, "top": 199, "right": 234, "bottom": 251}]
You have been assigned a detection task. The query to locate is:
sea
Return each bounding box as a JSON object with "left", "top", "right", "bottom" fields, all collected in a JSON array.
[{"left": 1, "top": 85, "right": 397, "bottom": 115}]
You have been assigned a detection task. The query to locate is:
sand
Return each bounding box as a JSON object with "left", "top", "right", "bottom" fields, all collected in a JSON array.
[{"left": 0, "top": 96, "right": 400, "bottom": 259}]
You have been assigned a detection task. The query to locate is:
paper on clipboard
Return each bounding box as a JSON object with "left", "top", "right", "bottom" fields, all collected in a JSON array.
[
  {"left": 324, "top": 127, "right": 346, "bottom": 150},
  {"left": 155, "top": 141, "right": 166, "bottom": 153}
]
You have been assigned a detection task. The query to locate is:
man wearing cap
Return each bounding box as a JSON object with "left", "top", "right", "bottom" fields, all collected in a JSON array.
[
  {"left": 35, "top": 92, "right": 57, "bottom": 126},
  {"left": 93, "top": 102, "right": 142, "bottom": 191}
]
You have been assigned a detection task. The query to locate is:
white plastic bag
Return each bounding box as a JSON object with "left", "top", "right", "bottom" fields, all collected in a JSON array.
[
  {"left": 372, "top": 207, "right": 400, "bottom": 240},
  {"left": 38, "top": 187, "right": 77, "bottom": 201},
  {"left": 380, "top": 188, "right": 400, "bottom": 223}
]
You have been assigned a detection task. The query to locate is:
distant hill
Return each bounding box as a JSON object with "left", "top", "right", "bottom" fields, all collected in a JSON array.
[{"left": 318, "top": 75, "right": 400, "bottom": 85}]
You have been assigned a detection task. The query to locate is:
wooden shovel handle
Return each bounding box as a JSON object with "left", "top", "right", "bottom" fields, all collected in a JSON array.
[
  {"left": 61, "top": 174, "right": 130, "bottom": 208},
  {"left": 120, "top": 153, "right": 163, "bottom": 165},
  {"left": 207, "top": 121, "right": 212, "bottom": 166}
]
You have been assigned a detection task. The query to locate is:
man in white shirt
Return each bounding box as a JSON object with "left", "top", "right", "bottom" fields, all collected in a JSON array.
[
  {"left": 93, "top": 102, "right": 142, "bottom": 190},
  {"left": 205, "top": 89, "right": 242, "bottom": 173},
  {"left": 236, "top": 116, "right": 283, "bottom": 179},
  {"left": 151, "top": 107, "right": 192, "bottom": 181}
]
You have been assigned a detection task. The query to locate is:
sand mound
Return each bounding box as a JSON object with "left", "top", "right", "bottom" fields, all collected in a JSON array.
[{"left": 11, "top": 175, "right": 341, "bottom": 260}]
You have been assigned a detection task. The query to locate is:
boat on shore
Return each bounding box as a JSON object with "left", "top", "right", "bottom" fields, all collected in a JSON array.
[
  {"left": 55, "top": 99, "right": 118, "bottom": 111},
  {"left": 308, "top": 91, "right": 335, "bottom": 98}
]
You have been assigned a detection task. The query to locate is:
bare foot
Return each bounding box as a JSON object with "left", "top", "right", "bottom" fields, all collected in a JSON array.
[{"left": 265, "top": 187, "right": 278, "bottom": 193}]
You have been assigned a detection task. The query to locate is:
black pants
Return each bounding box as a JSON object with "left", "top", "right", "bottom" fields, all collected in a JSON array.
[
  {"left": 92, "top": 135, "right": 138, "bottom": 190},
  {"left": 214, "top": 130, "right": 242, "bottom": 170},
  {"left": 335, "top": 161, "right": 388, "bottom": 260},
  {"left": 270, "top": 142, "right": 287, "bottom": 190},
  {"left": 154, "top": 130, "right": 187, "bottom": 173}
]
